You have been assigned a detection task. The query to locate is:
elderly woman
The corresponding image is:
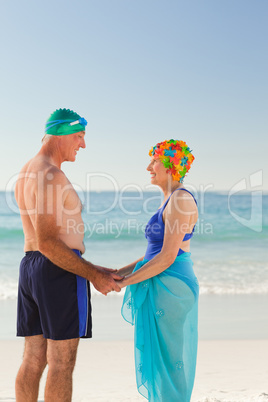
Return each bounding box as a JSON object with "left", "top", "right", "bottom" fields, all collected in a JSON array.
[{"left": 117, "top": 140, "right": 199, "bottom": 402}]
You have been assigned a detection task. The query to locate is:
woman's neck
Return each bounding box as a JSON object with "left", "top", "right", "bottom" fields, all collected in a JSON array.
[{"left": 161, "top": 181, "right": 184, "bottom": 198}]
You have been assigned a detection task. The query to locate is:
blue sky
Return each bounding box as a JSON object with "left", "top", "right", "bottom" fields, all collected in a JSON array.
[{"left": 1, "top": 0, "right": 267, "bottom": 192}]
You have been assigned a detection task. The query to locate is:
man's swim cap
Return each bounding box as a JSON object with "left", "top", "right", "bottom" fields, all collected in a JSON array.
[{"left": 45, "top": 108, "right": 87, "bottom": 136}]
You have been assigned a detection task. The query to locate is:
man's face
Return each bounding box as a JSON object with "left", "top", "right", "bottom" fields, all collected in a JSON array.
[{"left": 62, "top": 131, "right": 86, "bottom": 162}]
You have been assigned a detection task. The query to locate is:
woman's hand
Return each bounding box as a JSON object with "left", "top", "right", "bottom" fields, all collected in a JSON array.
[
  {"left": 116, "top": 256, "right": 144, "bottom": 277},
  {"left": 116, "top": 267, "right": 126, "bottom": 276},
  {"left": 115, "top": 277, "right": 128, "bottom": 289}
]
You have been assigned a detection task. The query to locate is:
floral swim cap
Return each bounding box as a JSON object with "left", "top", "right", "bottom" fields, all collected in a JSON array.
[{"left": 149, "top": 139, "right": 195, "bottom": 182}]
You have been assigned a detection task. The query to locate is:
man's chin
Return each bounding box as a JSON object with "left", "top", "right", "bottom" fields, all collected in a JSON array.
[{"left": 64, "top": 156, "right": 76, "bottom": 162}]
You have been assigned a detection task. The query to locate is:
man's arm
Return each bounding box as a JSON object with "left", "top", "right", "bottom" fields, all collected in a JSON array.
[{"left": 35, "top": 168, "right": 122, "bottom": 295}]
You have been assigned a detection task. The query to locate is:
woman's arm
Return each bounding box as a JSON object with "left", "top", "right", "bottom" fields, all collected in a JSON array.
[
  {"left": 117, "top": 256, "right": 145, "bottom": 276},
  {"left": 117, "top": 191, "right": 197, "bottom": 288}
]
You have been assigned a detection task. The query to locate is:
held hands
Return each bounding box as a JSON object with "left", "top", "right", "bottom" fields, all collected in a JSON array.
[
  {"left": 91, "top": 265, "right": 125, "bottom": 296},
  {"left": 115, "top": 277, "right": 128, "bottom": 289}
]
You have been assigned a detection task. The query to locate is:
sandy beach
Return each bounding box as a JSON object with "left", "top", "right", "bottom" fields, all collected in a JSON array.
[
  {"left": 0, "top": 339, "right": 268, "bottom": 401},
  {"left": 1, "top": 294, "right": 268, "bottom": 401}
]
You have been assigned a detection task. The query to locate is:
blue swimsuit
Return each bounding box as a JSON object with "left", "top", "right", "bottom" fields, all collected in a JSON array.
[
  {"left": 144, "top": 188, "right": 197, "bottom": 260},
  {"left": 122, "top": 188, "right": 199, "bottom": 402}
]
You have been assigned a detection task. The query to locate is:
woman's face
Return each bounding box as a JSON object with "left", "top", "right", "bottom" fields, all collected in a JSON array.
[{"left": 147, "top": 157, "right": 169, "bottom": 185}]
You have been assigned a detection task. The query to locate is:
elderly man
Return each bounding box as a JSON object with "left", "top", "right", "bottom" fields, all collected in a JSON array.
[{"left": 14, "top": 108, "right": 122, "bottom": 402}]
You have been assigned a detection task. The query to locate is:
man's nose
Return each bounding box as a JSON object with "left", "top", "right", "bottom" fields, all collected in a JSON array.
[{"left": 80, "top": 139, "right": 86, "bottom": 149}]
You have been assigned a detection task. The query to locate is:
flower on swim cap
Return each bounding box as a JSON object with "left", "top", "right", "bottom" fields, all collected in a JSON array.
[
  {"left": 149, "top": 139, "right": 195, "bottom": 182},
  {"left": 45, "top": 108, "right": 87, "bottom": 136}
]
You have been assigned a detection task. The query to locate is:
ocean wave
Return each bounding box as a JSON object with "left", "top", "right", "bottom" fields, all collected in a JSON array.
[
  {"left": 84, "top": 230, "right": 144, "bottom": 241},
  {"left": 0, "top": 277, "right": 18, "bottom": 300},
  {"left": 199, "top": 283, "right": 268, "bottom": 295},
  {"left": 0, "top": 218, "right": 267, "bottom": 243},
  {"left": 2, "top": 279, "right": 268, "bottom": 300},
  {"left": 0, "top": 228, "right": 24, "bottom": 240},
  {"left": 197, "top": 393, "right": 268, "bottom": 402}
]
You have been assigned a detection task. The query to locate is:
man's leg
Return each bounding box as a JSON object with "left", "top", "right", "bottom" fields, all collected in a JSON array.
[
  {"left": 15, "top": 335, "right": 47, "bottom": 402},
  {"left": 45, "top": 338, "right": 80, "bottom": 402}
]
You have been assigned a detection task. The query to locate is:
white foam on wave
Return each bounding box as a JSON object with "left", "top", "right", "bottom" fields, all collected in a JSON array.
[
  {"left": 197, "top": 393, "right": 268, "bottom": 402},
  {"left": 199, "top": 283, "right": 268, "bottom": 295},
  {"left": 195, "top": 259, "right": 268, "bottom": 295},
  {"left": 0, "top": 276, "right": 18, "bottom": 300},
  {"left": 1, "top": 279, "right": 268, "bottom": 300}
]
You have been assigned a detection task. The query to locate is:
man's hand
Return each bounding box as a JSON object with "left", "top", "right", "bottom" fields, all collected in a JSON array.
[{"left": 91, "top": 269, "right": 124, "bottom": 296}]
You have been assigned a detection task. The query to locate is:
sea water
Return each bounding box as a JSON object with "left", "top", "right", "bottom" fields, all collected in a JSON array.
[{"left": 1, "top": 190, "right": 268, "bottom": 299}]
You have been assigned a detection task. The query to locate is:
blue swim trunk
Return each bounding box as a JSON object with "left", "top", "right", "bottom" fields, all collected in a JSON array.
[{"left": 17, "top": 249, "right": 92, "bottom": 340}]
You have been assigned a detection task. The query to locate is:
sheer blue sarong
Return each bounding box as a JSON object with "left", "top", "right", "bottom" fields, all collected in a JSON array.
[{"left": 121, "top": 252, "right": 199, "bottom": 402}]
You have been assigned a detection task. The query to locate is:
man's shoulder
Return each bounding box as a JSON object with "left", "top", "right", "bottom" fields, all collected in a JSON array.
[
  {"left": 19, "top": 158, "right": 34, "bottom": 174},
  {"left": 16, "top": 158, "right": 69, "bottom": 196},
  {"left": 45, "top": 165, "right": 69, "bottom": 186},
  {"left": 35, "top": 160, "right": 69, "bottom": 187}
]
